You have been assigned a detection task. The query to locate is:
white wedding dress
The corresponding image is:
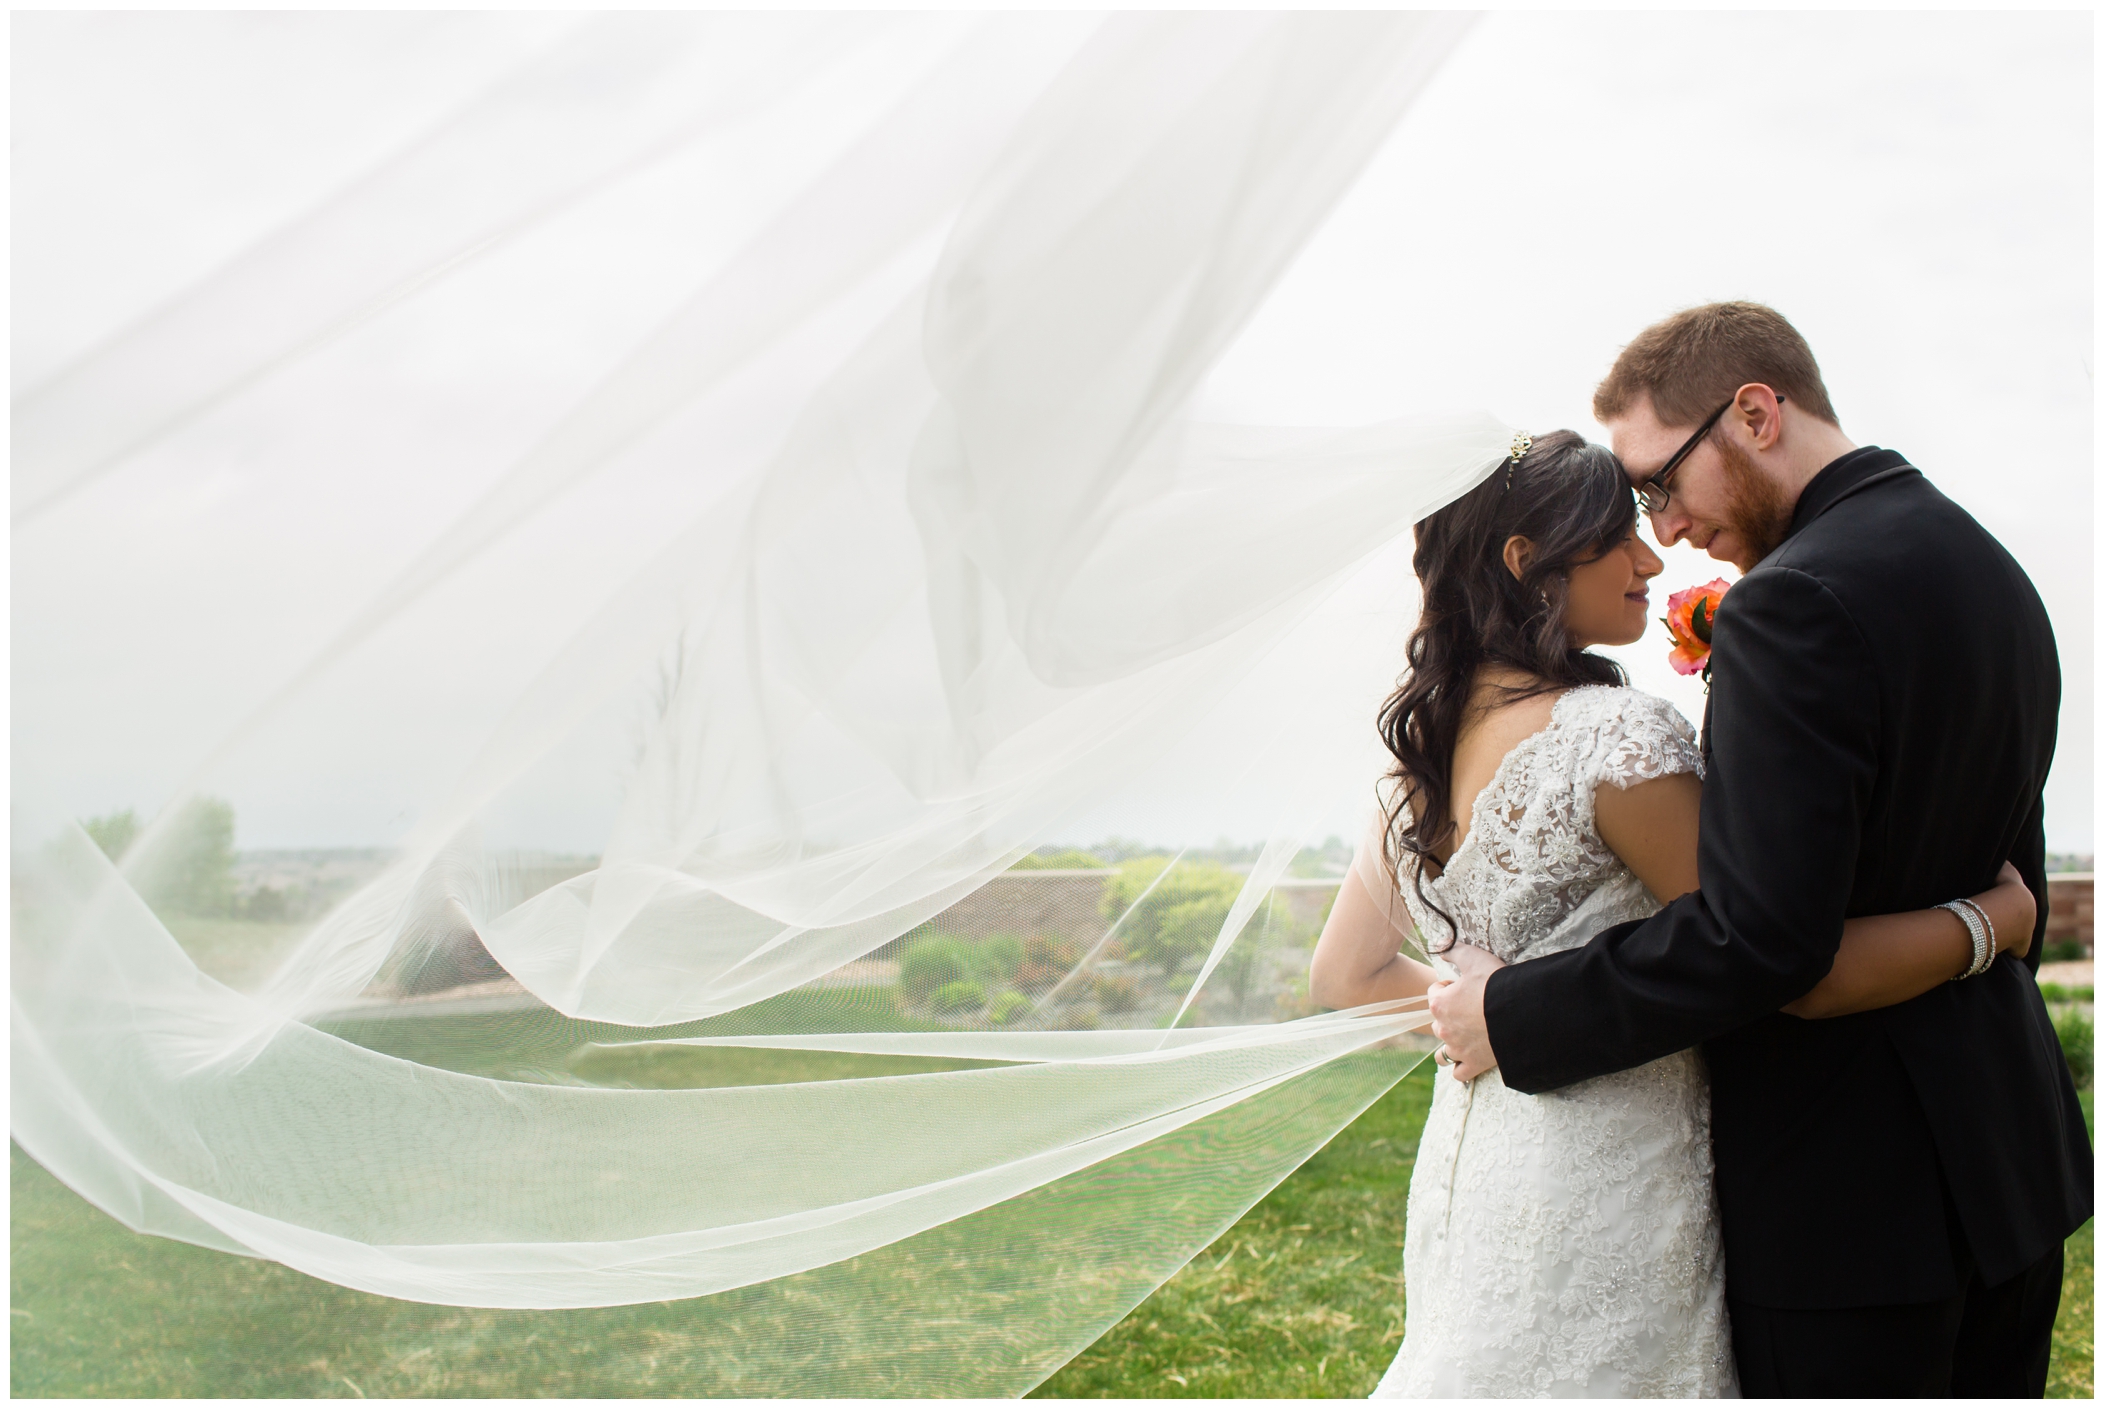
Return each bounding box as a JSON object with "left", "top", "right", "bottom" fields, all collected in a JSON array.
[{"left": 1372, "top": 685, "right": 1739, "bottom": 1399}]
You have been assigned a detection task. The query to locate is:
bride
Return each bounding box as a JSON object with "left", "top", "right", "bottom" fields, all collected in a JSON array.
[{"left": 1309, "top": 430, "right": 2037, "bottom": 1398}]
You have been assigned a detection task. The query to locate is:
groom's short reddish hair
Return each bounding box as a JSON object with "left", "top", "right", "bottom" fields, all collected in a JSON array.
[{"left": 1594, "top": 302, "right": 1839, "bottom": 429}]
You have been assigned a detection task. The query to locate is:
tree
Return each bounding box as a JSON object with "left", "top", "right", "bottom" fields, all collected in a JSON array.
[
  {"left": 132, "top": 796, "right": 239, "bottom": 918},
  {"left": 242, "top": 885, "right": 296, "bottom": 923},
  {"left": 83, "top": 809, "right": 140, "bottom": 863},
  {"left": 1100, "top": 856, "right": 1245, "bottom": 979}
]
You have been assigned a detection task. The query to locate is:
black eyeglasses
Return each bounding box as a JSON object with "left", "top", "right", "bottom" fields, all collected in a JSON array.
[{"left": 1636, "top": 395, "right": 1782, "bottom": 515}]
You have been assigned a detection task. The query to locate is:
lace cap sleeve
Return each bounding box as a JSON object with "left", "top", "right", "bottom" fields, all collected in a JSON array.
[{"left": 1580, "top": 688, "right": 1703, "bottom": 792}]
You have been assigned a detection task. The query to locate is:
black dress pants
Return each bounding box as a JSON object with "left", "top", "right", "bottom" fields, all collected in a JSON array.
[{"left": 1728, "top": 1243, "right": 2064, "bottom": 1397}]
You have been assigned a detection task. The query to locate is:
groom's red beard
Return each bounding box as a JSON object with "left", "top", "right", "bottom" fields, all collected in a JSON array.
[{"left": 1711, "top": 432, "right": 1795, "bottom": 563}]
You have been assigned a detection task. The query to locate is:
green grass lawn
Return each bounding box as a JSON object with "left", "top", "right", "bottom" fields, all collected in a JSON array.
[
  {"left": 8, "top": 1025, "right": 1408, "bottom": 1398},
  {"left": 162, "top": 916, "right": 311, "bottom": 991},
  {"left": 1038, "top": 1079, "right": 2094, "bottom": 1399},
  {"left": 1032, "top": 1064, "right": 1430, "bottom": 1398},
  {"left": 12, "top": 1054, "right": 2092, "bottom": 1397},
  {"left": 2045, "top": 1089, "right": 2094, "bottom": 1399}
]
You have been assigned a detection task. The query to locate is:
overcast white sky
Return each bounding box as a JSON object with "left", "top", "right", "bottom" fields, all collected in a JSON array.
[
  {"left": 13, "top": 11, "right": 2094, "bottom": 854},
  {"left": 1196, "top": 9, "right": 2096, "bottom": 851}
]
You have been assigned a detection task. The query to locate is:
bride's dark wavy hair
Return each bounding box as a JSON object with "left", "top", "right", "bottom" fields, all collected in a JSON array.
[{"left": 1378, "top": 429, "right": 1636, "bottom": 946}]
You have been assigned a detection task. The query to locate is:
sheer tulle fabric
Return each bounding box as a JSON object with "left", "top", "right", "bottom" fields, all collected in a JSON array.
[{"left": 14, "top": 13, "right": 1506, "bottom": 1392}]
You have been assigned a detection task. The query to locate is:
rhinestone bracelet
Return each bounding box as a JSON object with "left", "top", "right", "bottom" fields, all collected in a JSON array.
[
  {"left": 1937, "top": 899, "right": 1991, "bottom": 980},
  {"left": 1952, "top": 896, "right": 1998, "bottom": 977}
]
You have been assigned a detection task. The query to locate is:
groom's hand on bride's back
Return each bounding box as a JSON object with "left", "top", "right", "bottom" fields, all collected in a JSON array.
[{"left": 1428, "top": 943, "right": 1507, "bottom": 1082}]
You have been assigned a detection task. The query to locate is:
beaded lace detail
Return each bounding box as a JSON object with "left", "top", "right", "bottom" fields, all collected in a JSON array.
[
  {"left": 1403, "top": 684, "right": 1705, "bottom": 963},
  {"left": 1374, "top": 686, "right": 1737, "bottom": 1399}
]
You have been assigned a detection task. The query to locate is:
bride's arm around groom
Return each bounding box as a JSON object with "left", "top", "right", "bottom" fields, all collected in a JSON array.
[{"left": 1430, "top": 302, "right": 2090, "bottom": 1398}]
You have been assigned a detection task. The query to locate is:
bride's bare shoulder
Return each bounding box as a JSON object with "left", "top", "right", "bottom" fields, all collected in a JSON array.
[{"left": 1460, "top": 669, "right": 1563, "bottom": 752}]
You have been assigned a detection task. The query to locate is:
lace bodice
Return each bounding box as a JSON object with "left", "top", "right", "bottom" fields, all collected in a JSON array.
[
  {"left": 1398, "top": 685, "right": 1703, "bottom": 963},
  {"left": 1374, "top": 686, "right": 1734, "bottom": 1399}
]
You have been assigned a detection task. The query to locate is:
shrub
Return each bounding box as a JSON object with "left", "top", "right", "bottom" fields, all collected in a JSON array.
[
  {"left": 2055, "top": 1009, "right": 2092, "bottom": 1091},
  {"left": 1057, "top": 1006, "right": 1100, "bottom": 1031},
  {"left": 1092, "top": 973, "right": 1140, "bottom": 1013},
  {"left": 1274, "top": 973, "right": 1322, "bottom": 1021},
  {"left": 2039, "top": 983, "right": 2095, "bottom": 1004},
  {"left": 899, "top": 935, "right": 972, "bottom": 1000},
  {"left": 971, "top": 933, "right": 1025, "bottom": 986},
  {"left": 1015, "top": 935, "right": 1081, "bottom": 991},
  {"left": 988, "top": 990, "right": 1032, "bottom": 1026},
  {"left": 1150, "top": 897, "right": 1228, "bottom": 973},
  {"left": 929, "top": 980, "right": 987, "bottom": 1015},
  {"left": 2042, "top": 939, "right": 2089, "bottom": 964},
  {"left": 241, "top": 885, "right": 296, "bottom": 923},
  {"left": 1215, "top": 936, "right": 1266, "bottom": 1015},
  {"left": 1025, "top": 935, "right": 1078, "bottom": 968},
  {"left": 1012, "top": 849, "right": 1110, "bottom": 870}
]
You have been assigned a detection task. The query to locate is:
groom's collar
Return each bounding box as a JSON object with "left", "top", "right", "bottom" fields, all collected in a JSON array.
[{"left": 1782, "top": 446, "right": 1918, "bottom": 544}]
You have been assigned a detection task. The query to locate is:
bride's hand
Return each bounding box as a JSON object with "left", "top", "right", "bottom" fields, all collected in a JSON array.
[
  {"left": 1979, "top": 862, "right": 2036, "bottom": 962},
  {"left": 1427, "top": 943, "right": 1507, "bottom": 1082}
]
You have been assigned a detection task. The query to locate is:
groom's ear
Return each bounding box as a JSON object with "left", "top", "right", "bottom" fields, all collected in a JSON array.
[
  {"left": 1732, "top": 383, "right": 1786, "bottom": 450},
  {"left": 1502, "top": 535, "right": 1535, "bottom": 582}
]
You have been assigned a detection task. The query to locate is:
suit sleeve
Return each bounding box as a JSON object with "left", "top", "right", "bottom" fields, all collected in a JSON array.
[{"left": 1485, "top": 567, "right": 1883, "bottom": 1094}]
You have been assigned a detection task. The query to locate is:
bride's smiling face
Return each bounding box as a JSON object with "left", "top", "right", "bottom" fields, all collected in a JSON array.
[{"left": 1560, "top": 528, "right": 1663, "bottom": 649}]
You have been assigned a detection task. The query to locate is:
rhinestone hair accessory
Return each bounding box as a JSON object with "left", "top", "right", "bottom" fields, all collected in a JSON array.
[{"left": 1503, "top": 430, "right": 1534, "bottom": 492}]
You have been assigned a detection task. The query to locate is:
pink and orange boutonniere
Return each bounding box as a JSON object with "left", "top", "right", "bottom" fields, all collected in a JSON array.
[{"left": 1663, "top": 578, "right": 1731, "bottom": 682}]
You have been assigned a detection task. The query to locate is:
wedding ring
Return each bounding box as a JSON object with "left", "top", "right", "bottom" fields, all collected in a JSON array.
[{"left": 1434, "top": 1043, "right": 1454, "bottom": 1067}]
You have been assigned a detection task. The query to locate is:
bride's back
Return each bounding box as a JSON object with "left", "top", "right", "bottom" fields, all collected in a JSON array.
[
  {"left": 1432, "top": 669, "right": 1562, "bottom": 867},
  {"left": 1406, "top": 680, "right": 1700, "bottom": 961}
]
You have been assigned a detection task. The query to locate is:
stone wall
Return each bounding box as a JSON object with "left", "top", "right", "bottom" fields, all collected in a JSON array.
[
  {"left": 873, "top": 871, "right": 1346, "bottom": 952},
  {"left": 2046, "top": 873, "right": 2092, "bottom": 954},
  {"left": 885, "top": 870, "right": 1115, "bottom": 950}
]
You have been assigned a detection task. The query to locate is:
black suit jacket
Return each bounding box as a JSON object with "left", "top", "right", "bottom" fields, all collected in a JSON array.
[{"left": 1484, "top": 448, "right": 2092, "bottom": 1309}]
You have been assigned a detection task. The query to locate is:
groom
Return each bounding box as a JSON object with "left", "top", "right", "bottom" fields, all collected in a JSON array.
[{"left": 1428, "top": 302, "right": 2091, "bottom": 1395}]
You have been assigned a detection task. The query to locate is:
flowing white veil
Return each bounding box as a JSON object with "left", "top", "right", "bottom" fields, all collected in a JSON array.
[{"left": 14, "top": 13, "right": 1512, "bottom": 1393}]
